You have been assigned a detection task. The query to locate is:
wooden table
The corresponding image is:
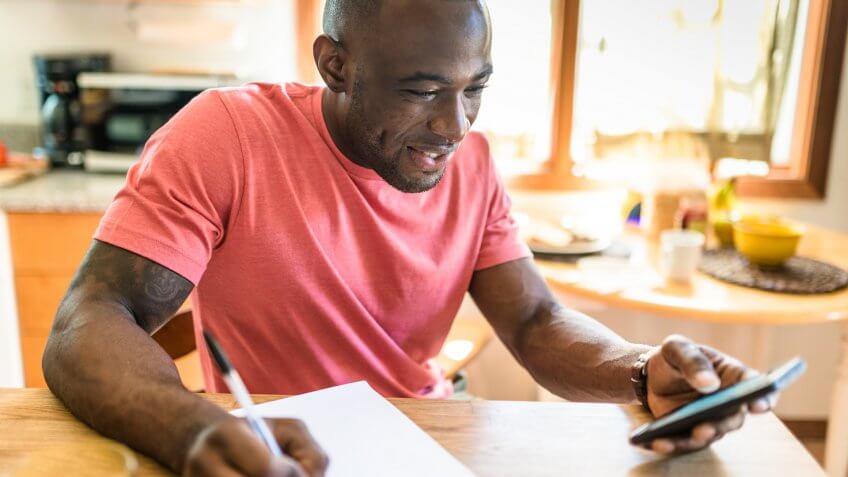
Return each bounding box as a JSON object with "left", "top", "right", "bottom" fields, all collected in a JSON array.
[
  {"left": 537, "top": 223, "right": 848, "bottom": 477},
  {"left": 0, "top": 388, "right": 825, "bottom": 476}
]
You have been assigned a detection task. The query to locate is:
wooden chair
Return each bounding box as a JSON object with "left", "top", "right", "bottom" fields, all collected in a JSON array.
[{"left": 151, "top": 306, "right": 205, "bottom": 392}]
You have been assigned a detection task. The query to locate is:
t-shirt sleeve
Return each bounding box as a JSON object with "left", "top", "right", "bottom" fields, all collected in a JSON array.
[
  {"left": 94, "top": 90, "right": 244, "bottom": 285},
  {"left": 474, "top": 144, "right": 532, "bottom": 271}
]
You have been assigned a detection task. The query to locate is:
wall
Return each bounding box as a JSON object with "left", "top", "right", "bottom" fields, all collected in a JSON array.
[
  {"left": 0, "top": 0, "right": 298, "bottom": 125},
  {"left": 0, "top": 212, "right": 23, "bottom": 387}
]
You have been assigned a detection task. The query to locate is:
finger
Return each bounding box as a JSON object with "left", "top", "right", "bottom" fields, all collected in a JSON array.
[
  {"left": 216, "top": 418, "right": 277, "bottom": 476},
  {"left": 691, "top": 423, "right": 717, "bottom": 442},
  {"left": 667, "top": 435, "right": 711, "bottom": 454},
  {"left": 269, "top": 456, "right": 308, "bottom": 477},
  {"left": 713, "top": 406, "right": 747, "bottom": 437},
  {"left": 651, "top": 435, "right": 709, "bottom": 454},
  {"left": 656, "top": 428, "right": 724, "bottom": 455},
  {"left": 650, "top": 407, "right": 748, "bottom": 456},
  {"left": 272, "top": 419, "right": 330, "bottom": 477},
  {"left": 740, "top": 369, "right": 774, "bottom": 413},
  {"left": 749, "top": 397, "right": 770, "bottom": 413},
  {"left": 186, "top": 449, "right": 242, "bottom": 477},
  {"left": 650, "top": 438, "right": 675, "bottom": 454},
  {"left": 693, "top": 406, "right": 746, "bottom": 443},
  {"left": 661, "top": 335, "right": 720, "bottom": 393}
]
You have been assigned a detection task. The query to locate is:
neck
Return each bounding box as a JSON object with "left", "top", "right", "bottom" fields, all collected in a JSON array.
[{"left": 320, "top": 88, "right": 370, "bottom": 169}]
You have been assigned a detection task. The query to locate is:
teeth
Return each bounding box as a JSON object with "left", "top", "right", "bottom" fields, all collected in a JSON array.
[{"left": 410, "top": 147, "right": 444, "bottom": 159}]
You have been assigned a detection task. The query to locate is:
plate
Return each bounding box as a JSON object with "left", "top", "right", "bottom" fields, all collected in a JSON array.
[{"left": 529, "top": 237, "right": 613, "bottom": 255}]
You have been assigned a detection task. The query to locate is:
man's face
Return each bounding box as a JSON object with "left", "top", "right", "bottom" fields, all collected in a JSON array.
[{"left": 343, "top": 1, "right": 492, "bottom": 193}]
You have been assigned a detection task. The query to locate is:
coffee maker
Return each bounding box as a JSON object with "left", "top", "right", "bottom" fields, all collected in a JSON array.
[{"left": 33, "top": 53, "right": 111, "bottom": 167}]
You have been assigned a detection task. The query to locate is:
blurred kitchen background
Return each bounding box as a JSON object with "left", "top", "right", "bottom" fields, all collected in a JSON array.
[{"left": 1, "top": 0, "right": 847, "bottom": 469}]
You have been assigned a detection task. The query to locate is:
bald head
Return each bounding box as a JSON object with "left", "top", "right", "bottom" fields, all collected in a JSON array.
[
  {"left": 322, "top": 0, "right": 380, "bottom": 43},
  {"left": 322, "top": 0, "right": 487, "bottom": 44}
]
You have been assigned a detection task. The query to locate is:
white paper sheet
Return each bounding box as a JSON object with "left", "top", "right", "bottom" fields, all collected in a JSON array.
[{"left": 231, "top": 381, "right": 475, "bottom": 477}]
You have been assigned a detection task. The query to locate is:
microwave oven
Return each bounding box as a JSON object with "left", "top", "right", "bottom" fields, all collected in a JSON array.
[{"left": 78, "top": 72, "right": 240, "bottom": 173}]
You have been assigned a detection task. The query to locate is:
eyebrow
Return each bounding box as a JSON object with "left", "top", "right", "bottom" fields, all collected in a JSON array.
[{"left": 398, "top": 64, "right": 494, "bottom": 85}]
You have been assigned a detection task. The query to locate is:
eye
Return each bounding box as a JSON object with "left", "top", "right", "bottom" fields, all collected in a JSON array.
[
  {"left": 403, "top": 89, "right": 438, "bottom": 99},
  {"left": 465, "top": 85, "right": 488, "bottom": 98}
]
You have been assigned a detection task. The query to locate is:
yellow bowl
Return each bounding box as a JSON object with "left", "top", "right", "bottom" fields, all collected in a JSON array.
[{"left": 732, "top": 216, "right": 805, "bottom": 266}]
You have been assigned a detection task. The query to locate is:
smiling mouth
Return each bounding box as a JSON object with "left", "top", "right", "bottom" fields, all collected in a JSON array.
[{"left": 407, "top": 146, "right": 454, "bottom": 173}]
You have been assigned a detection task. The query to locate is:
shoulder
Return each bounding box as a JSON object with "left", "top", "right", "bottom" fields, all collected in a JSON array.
[
  {"left": 212, "top": 82, "right": 279, "bottom": 107},
  {"left": 212, "top": 82, "right": 317, "bottom": 115},
  {"left": 209, "top": 82, "right": 321, "bottom": 136},
  {"left": 134, "top": 89, "right": 244, "bottom": 175}
]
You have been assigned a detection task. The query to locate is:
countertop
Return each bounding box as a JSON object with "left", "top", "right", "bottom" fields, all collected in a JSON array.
[{"left": 0, "top": 170, "right": 126, "bottom": 213}]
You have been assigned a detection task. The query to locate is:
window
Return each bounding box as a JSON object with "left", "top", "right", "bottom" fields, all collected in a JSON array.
[
  {"left": 550, "top": 0, "right": 847, "bottom": 197},
  {"left": 571, "top": 1, "right": 794, "bottom": 176},
  {"left": 471, "top": 0, "right": 554, "bottom": 175}
]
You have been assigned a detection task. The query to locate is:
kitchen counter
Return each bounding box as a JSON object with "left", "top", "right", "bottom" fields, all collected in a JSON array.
[{"left": 0, "top": 170, "right": 126, "bottom": 213}]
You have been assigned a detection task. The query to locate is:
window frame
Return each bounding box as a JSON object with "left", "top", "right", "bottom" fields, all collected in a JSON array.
[
  {"left": 296, "top": 0, "right": 324, "bottom": 85},
  {"left": 735, "top": 0, "right": 847, "bottom": 198}
]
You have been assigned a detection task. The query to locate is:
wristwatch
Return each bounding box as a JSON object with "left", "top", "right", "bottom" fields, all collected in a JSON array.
[{"left": 631, "top": 351, "right": 652, "bottom": 413}]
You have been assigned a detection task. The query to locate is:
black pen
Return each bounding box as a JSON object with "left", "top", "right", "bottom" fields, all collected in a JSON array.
[{"left": 203, "top": 330, "right": 284, "bottom": 458}]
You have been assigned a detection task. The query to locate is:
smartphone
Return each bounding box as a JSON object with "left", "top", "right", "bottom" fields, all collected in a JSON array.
[{"left": 629, "top": 357, "right": 807, "bottom": 445}]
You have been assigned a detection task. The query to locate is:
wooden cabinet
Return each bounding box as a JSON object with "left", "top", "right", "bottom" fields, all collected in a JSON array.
[
  {"left": 8, "top": 212, "right": 202, "bottom": 389},
  {"left": 8, "top": 213, "right": 102, "bottom": 387}
]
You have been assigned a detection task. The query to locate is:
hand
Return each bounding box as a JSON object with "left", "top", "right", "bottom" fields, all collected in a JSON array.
[
  {"left": 184, "top": 415, "right": 329, "bottom": 476},
  {"left": 642, "top": 335, "right": 777, "bottom": 455}
]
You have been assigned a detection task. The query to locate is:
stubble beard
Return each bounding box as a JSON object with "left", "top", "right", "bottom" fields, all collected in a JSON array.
[{"left": 347, "top": 83, "right": 445, "bottom": 194}]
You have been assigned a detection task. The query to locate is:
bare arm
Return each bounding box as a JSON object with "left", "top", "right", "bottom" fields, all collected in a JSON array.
[
  {"left": 43, "top": 240, "right": 218, "bottom": 470},
  {"left": 469, "top": 257, "right": 650, "bottom": 402},
  {"left": 470, "top": 257, "right": 777, "bottom": 455},
  {"left": 43, "top": 240, "right": 327, "bottom": 476}
]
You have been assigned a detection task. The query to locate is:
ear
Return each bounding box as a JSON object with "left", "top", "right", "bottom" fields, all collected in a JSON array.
[{"left": 313, "top": 35, "right": 348, "bottom": 93}]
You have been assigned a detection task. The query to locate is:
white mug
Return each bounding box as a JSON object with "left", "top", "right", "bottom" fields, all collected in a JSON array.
[{"left": 660, "top": 230, "right": 705, "bottom": 283}]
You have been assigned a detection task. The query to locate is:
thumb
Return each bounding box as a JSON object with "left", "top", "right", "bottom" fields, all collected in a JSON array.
[{"left": 660, "top": 335, "right": 720, "bottom": 393}]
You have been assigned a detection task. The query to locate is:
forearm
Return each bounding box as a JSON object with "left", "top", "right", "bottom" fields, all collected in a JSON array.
[
  {"left": 516, "top": 303, "right": 653, "bottom": 403},
  {"left": 43, "top": 296, "right": 225, "bottom": 473}
]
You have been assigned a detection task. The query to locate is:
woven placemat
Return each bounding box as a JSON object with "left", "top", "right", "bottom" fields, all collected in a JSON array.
[{"left": 699, "top": 248, "right": 848, "bottom": 294}]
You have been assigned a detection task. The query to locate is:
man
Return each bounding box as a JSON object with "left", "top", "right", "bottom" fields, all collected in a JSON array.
[{"left": 43, "top": 1, "right": 776, "bottom": 476}]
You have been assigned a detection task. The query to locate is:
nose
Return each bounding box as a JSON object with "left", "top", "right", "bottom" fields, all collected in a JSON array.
[{"left": 427, "top": 94, "right": 470, "bottom": 143}]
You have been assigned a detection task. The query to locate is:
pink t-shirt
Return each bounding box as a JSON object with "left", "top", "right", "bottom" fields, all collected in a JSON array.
[{"left": 95, "top": 83, "right": 530, "bottom": 398}]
